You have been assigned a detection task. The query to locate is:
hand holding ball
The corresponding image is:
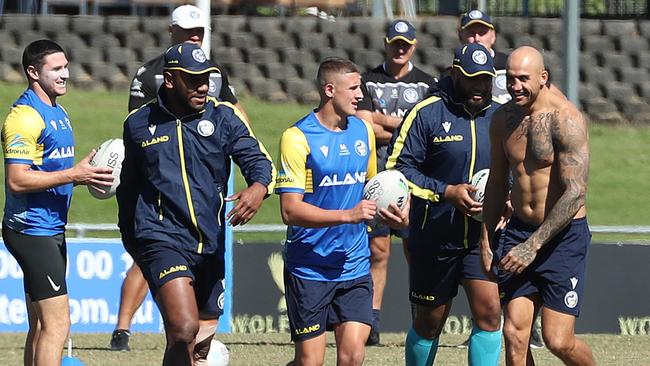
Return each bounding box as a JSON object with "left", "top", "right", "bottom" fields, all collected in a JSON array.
[
  {"left": 363, "top": 170, "right": 410, "bottom": 228},
  {"left": 469, "top": 169, "right": 489, "bottom": 222},
  {"left": 87, "top": 138, "right": 125, "bottom": 199}
]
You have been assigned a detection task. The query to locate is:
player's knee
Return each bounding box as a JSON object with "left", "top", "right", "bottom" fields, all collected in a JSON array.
[
  {"left": 167, "top": 321, "right": 200, "bottom": 345},
  {"left": 474, "top": 302, "right": 501, "bottom": 331},
  {"left": 338, "top": 347, "right": 365, "bottom": 366},
  {"left": 503, "top": 322, "right": 527, "bottom": 349},
  {"left": 542, "top": 328, "right": 575, "bottom": 357}
]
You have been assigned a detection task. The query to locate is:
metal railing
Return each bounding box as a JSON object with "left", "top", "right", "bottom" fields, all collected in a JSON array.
[{"left": 64, "top": 223, "right": 650, "bottom": 238}]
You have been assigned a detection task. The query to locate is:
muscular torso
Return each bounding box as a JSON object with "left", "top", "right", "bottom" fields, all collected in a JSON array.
[{"left": 500, "top": 95, "right": 587, "bottom": 225}]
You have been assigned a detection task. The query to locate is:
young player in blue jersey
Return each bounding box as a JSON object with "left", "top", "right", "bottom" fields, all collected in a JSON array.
[
  {"left": 387, "top": 43, "right": 503, "bottom": 366},
  {"left": 276, "top": 58, "right": 409, "bottom": 366},
  {"left": 1, "top": 39, "right": 114, "bottom": 366}
]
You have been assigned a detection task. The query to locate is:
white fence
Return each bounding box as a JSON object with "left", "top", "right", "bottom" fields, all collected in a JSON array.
[{"left": 64, "top": 223, "right": 650, "bottom": 239}]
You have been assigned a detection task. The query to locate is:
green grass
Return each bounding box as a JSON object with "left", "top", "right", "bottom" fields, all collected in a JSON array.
[
  {"left": 0, "top": 82, "right": 648, "bottom": 241},
  {"left": 1, "top": 332, "right": 648, "bottom": 365}
]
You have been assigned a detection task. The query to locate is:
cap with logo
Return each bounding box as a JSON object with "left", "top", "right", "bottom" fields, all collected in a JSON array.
[
  {"left": 164, "top": 43, "right": 218, "bottom": 74},
  {"left": 385, "top": 19, "right": 417, "bottom": 45},
  {"left": 460, "top": 10, "right": 494, "bottom": 30},
  {"left": 171, "top": 4, "right": 209, "bottom": 30},
  {"left": 453, "top": 43, "right": 496, "bottom": 77}
]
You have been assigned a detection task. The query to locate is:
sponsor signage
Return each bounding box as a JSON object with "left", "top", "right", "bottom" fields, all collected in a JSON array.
[{"left": 231, "top": 242, "right": 650, "bottom": 335}]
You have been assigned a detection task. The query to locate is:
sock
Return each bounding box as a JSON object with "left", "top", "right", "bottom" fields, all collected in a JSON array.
[
  {"left": 405, "top": 327, "right": 438, "bottom": 366},
  {"left": 468, "top": 326, "right": 502, "bottom": 366},
  {"left": 372, "top": 309, "right": 381, "bottom": 329}
]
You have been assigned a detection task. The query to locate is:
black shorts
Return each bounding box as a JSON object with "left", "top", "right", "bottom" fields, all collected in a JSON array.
[
  {"left": 133, "top": 240, "right": 225, "bottom": 318},
  {"left": 409, "top": 244, "right": 495, "bottom": 307},
  {"left": 284, "top": 271, "right": 373, "bottom": 342},
  {"left": 2, "top": 225, "right": 67, "bottom": 301}
]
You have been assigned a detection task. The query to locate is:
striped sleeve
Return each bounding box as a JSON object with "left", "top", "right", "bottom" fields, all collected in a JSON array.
[
  {"left": 275, "top": 126, "right": 309, "bottom": 194},
  {"left": 386, "top": 97, "right": 447, "bottom": 202}
]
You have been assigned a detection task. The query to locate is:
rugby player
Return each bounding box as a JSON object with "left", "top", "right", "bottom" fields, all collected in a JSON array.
[
  {"left": 276, "top": 57, "right": 409, "bottom": 366},
  {"left": 2, "top": 39, "right": 113, "bottom": 366},
  {"left": 387, "top": 43, "right": 503, "bottom": 366},
  {"left": 117, "top": 42, "right": 274, "bottom": 366},
  {"left": 356, "top": 19, "right": 437, "bottom": 345},
  {"left": 482, "top": 46, "right": 595, "bottom": 366}
]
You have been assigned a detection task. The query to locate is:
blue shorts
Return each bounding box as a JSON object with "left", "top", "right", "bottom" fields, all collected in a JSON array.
[
  {"left": 497, "top": 217, "right": 591, "bottom": 316},
  {"left": 367, "top": 222, "right": 409, "bottom": 240},
  {"left": 284, "top": 271, "right": 373, "bottom": 342},
  {"left": 134, "top": 240, "right": 225, "bottom": 318},
  {"left": 409, "top": 244, "right": 495, "bottom": 307}
]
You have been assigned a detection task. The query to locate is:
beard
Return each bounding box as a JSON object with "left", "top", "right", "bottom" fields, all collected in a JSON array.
[{"left": 462, "top": 92, "right": 492, "bottom": 114}]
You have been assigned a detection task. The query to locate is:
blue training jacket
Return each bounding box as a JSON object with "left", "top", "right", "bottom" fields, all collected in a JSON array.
[
  {"left": 386, "top": 77, "right": 503, "bottom": 251},
  {"left": 117, "top": 91, "right": 275, "bottom": 256}
]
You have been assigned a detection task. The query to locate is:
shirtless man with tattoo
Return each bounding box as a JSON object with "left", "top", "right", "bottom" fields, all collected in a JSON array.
[{"left": 481, "top": 46, "right": 595, "bottom": 366}]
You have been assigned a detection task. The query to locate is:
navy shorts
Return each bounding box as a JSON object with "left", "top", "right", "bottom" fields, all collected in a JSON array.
[
  {"left": 284, "top": 271, "right": 373, "bottom": 342},
  {"left": 497, "top": 217, "right": 590, "bottom": 316},
  {"left": 409, "top": 244, "right": 495, "bottom": 307},
  {"left": 134, "top": 240, "right": 225, "bottom": 318}
]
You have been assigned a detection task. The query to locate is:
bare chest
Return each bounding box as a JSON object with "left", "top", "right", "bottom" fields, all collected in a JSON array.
[{"left": 504, "top": 112, "right": 557, "bottom": 168}]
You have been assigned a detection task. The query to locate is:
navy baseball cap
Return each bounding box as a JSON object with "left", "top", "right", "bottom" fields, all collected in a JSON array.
[
  {"left": 164, "top": 43, "right": 217, "bottom": 74},
  {"left": 453, "top": 43, "right": 496, "bottom": 77},
  {"left": 385, "top": 20, "right": 417, "bottom": 45},
  {"left": 460, "top": 10, "right": 495, "bottom": 30}
]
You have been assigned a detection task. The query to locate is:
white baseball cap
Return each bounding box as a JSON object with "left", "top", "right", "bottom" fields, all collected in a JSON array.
[{"left": 171, "top": 5, "right": 209, "bottom": 30}]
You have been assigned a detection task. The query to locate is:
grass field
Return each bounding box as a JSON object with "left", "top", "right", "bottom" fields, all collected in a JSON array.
[
  {"left": 2, "top": 332, "right": 649, "bottom": 365},
  {"left": 1, "top": 81, "right": 648, "bottom": 243}
]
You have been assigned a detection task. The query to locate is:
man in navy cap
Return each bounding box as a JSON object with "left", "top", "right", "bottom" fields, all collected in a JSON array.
[
  {"left": 386, "top": 43, "right": 503, "bottom": 365},
  {"left": 117, "top": 42, "right": 275, "bottom": 366},
  {"left": 457, "top": 10, "right": 510, "bottom": 103},
  {"left": 112, "top": 4, "right": 250, "bottom": 352},
  {"left": 357, "top": 19, "right": 437, "bottom": 346}
]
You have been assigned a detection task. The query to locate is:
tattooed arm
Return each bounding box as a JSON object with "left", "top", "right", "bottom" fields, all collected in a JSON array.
[{"left": 500, "top": 107, "right": 589, "bottom": 274}]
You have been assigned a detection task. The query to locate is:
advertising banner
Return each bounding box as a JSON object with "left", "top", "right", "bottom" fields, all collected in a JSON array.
[
  {"left": 0, "top": 239, "right": 232, "bottom": 333},
  {"left": 231, "top": 242, "right": 650, "bottom": 335}
]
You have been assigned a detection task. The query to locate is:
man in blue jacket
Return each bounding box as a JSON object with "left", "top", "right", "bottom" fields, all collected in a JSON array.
[
  {"left": 117, "top": 42, "right": 275, "bottom": 366},
  {"left": 387, "top": 43, "right": 503, "bottom": 365}
]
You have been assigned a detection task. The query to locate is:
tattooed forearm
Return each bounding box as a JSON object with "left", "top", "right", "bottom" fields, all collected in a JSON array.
[{"left": 531, "top": 112, "right": 589, "bottom": 249}]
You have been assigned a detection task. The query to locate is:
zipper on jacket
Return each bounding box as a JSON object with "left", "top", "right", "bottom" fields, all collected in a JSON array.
[
  {"left": 465, "top": 117, "right": 478, "bottom": 248},
  {"left": 157, "top": 191, "right": 163, "bottom": 221},
  {"left": 217, "top": 191, "right": 224, "bottom": 226},
  {"left": 176, "top": 119, "right": 205, "bottom": 253},
  {"left": 420, "top": 202, "right": 429, "bottom": 230}
]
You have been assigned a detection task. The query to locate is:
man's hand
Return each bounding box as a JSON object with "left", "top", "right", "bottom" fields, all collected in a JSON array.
[
  {"left": 496, "top": 199, "right": 513, "bottom": 230},
  {"left": 347, "top": 200, "right": 377, "bottom": 223},
  {"left": 70, "top": 150, "right": 114, "bottom": 190},
  {"left": 225, "top": 182, "right": 267, "bottom": 226},
  {"left": 378, "top": 195, "right": 410, "bottom": 230},
  {"left": 444, "top": 183, "right": 482, "bottom": 216},
  {"left": 499, "top": 239, "right": 538, "bottom": 274}
]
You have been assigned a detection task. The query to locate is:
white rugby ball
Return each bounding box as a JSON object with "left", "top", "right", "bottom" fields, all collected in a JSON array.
[
  {"left": 469, "top": 168, "right": 489, "bottom": 222},
  {"left": 363, "top": 170, "right": 410, "bottom": 227},
  {"left": 207, "top": 339, "right": 230, "bottom": 366},
  {"left": 87, "top": 138, "right": 124, "bottom": 200}
]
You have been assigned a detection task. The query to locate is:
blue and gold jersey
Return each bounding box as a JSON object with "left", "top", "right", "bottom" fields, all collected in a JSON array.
[
  {"left": 276, "top": 112, "right": 377, "bottom": 282},
  {"left": 2, "top": 89, "right": 75, "bottom": 235}
]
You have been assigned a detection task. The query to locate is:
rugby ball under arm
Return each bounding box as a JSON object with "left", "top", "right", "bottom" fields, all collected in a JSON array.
[{"left": 87, "top": 138, "right": 125, "bottom": 200}]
